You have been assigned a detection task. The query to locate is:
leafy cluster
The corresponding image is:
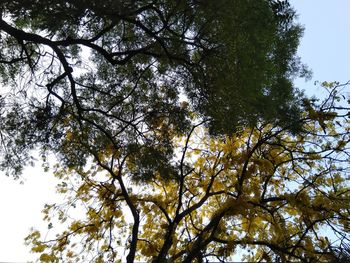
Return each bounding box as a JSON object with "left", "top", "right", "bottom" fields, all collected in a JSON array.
[
  {"left": 1, "top": 1, "right": 348, "bottom": 263},
  {"left": 24, "top": 82, "right": 350, "bottom": 262},
  {"left": 0, "top": 0, "right": 307, "bottom": 177}
]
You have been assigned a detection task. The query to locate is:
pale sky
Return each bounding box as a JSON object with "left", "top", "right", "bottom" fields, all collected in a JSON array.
[
  {"left": 291, "top": 0, "right": 350, "bottom": 93},
  {"left": 0, "top": 1, "right": 349, "bottom": 262}
]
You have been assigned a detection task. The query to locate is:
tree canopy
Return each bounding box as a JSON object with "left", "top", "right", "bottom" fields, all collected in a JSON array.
[
  {"left": 0, "top": 0, "right": 308, "bottom": 175},
  {"left": 1, "top": 1, "right": 349, "bottom": 263},
  {"left": 25, "top": 82, "right": 350, "bottom": 262}
]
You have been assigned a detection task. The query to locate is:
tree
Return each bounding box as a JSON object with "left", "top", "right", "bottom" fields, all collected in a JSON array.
[
  {"left": 23, "top": 81, "right": 350, "bottom": 262},
  {"left": 3, "top": 1, "right": 348, "bottom": 263},
  {"left": 0, "top": 0, "right": 307, "bottom": 175}
]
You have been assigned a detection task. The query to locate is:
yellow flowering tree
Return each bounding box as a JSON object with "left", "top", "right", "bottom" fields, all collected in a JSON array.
[{"left": 25, "top": 82, "right": 350, "bottom": 262}]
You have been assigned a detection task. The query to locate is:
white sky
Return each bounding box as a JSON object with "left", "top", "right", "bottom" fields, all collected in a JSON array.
[{"left": 0, "top": 1, "right": 350, "bottom": 262}]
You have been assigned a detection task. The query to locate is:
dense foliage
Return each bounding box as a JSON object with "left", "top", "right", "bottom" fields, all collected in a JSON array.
[
  {"left": 1, "top": 1, "right": 349, "bottom": 263},
  {"left": 25, "top": 82, "right": 350, "bottom": 262},
  {"left": 0, "top": 0, "right": 307, "bottom": 176}
]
